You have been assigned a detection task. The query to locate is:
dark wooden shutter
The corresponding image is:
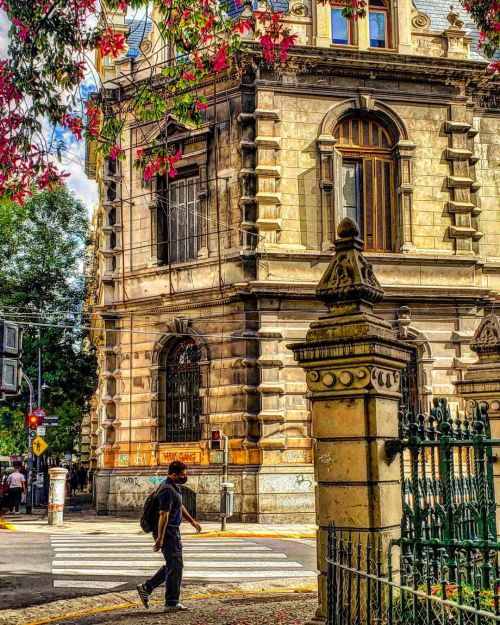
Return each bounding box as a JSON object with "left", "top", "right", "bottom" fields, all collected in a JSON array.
[
  {"left": 157, "top": 175, "right": 168, "bottom": 264},
  {"left": 363, "top": 157, "right": 394, "bottom": 252},
  {"left": 363, "top": 158, "right": 375, "bottom": 251}
]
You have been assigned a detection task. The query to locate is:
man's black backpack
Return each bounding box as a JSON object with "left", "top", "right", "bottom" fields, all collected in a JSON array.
[{"left": 140, "top": 481, "right": 173, "bottom": 534}]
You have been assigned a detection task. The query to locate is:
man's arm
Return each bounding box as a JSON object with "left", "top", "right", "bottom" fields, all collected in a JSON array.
[
  {"left": 182, "top": 505, "right": 202, "bottom": 533},
  {"left": 154, "top": 510, "right": 169, "bottom": 551}
]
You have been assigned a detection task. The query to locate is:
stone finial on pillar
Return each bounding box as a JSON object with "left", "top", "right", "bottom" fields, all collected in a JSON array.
[
  {"left": 289, "top": 217, "right": 414, "bottom": 625},
  {"left": 240, "top": 0, "right": 255, "bottom": 40},
  {"left": 308, "top": 218, "right": 395, "bottom": 344}
]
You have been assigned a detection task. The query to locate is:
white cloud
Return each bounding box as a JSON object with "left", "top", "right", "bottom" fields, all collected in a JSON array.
[
  {"left": 0, "top": 10, "right": 9, "bottom": 58},
  {"left": 56, "top": 132, "right": 98, "bottom": 216}
]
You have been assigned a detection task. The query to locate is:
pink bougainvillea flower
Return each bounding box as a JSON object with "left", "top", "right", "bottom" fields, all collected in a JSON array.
[
  {"left": 109, "top": 144, "right": 124, "bottom": 160},
  {"left": 233, "top": 19, "right": 253, "bottom": 34},
  {"left": 212, "top": 44, "right": 230, "bottom": 72},
  {"left": 182, "top": 72, "right": 196, "bottom": 81},
  {"left": 11, "top": 18, "right": 31, "bottom": 42},
  {"left": 96, "top": 28, "right": 127, "bottom": 58},
  {"left": 195, "top": 100, "right": 208, "bottom": 110}
]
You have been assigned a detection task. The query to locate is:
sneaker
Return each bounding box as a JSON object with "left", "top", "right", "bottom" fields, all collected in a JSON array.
[
  {"left": 136, "top": 583, "right": 150, "bottom": 609},
  {"left": 163, "top": 603, "right": 189, "bottom": 612}
]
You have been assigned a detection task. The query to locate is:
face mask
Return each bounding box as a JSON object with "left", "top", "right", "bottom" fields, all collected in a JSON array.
[{"left": 177, "top": 476, "right": 187, "bottom": 484}]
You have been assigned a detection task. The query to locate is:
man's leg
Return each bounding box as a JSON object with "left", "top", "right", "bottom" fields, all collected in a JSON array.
[
  {"left": 165, "top": 554, "right": 183, "bottom": 607},
  {"left": 13, "top": 489, "right": 22, "bottom": 512},
  {"left": 144, "top": 564, "right": 166, "bottom": 594}
]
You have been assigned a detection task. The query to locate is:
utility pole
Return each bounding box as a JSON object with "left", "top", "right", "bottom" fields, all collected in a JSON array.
[
  {"left": 36, "top": 328, "right": 42, "bottom": 494},
  {"left": 221, "top": 433, "right": 229, "bottom": 531},
  {"left": 37, "top": 327, "right": 42, "bottom": 409},
  {"left": 22, "top": 372, "right": 35, "bottom": 515}
]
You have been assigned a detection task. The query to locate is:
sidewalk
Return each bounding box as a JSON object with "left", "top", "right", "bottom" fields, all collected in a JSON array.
[
  {"left": 1, "top": 509, "right": 317, "bottom": 539},
  {"left": 0, "top": 584, "right": 316, "bottom": 625}
]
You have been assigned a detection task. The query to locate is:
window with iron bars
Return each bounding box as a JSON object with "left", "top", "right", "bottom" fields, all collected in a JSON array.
[
  {"left": 157, "top": 173, "right": 200, "bottom": 264},
  {"left": 164, "top": 339, "right": 201, "bottom": 443}
]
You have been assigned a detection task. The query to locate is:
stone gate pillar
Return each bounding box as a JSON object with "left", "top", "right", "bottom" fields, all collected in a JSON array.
[
  {"left": 454, "top": 313, "right": 500, "bottom": 535},
  {"left": 289, "top": 218, "right": 413, "bottom": 624}
]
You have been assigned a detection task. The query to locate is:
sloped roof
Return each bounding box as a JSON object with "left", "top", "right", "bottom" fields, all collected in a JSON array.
[
  {"left": 412, "top": 0, "right": 489, "bottom": 61},
  {"left": 125, "top": 15, "right": 153, "bottom": 57}
]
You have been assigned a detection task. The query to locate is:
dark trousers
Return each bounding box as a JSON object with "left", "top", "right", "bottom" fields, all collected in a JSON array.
[
  {"left": 144, "top": 528, "right": 183, "bottom": 606},
  {"left": 9, "top": 487, "right": 23, "bottom": 512}
]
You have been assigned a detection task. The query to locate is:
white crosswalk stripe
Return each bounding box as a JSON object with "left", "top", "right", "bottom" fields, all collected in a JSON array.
[{"left": 49, "top": 534, "right": 316, "bottom": 588}]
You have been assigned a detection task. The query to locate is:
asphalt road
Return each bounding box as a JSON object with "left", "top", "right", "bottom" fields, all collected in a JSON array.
[{"left": 0, "top": 531, "right": 317, "bottom": 610}]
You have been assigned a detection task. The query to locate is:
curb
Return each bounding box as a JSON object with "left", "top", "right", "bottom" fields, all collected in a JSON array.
[
  {"left": 0, "top": 516, "right": 16, "bottom": 531},
  {"left": 191, "top": 531, "right": 316, "bottom": 539},
  {"left": 19, "top": 584, "right": 317, "bottom": 625}
]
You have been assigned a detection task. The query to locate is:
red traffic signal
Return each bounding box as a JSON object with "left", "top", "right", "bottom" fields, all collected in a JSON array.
[
  {"left": 210, "top": 429, "right": 222, "bottom": 450},
  {"left": 26, "top": 412, "right": 43, "bottom": 430}
]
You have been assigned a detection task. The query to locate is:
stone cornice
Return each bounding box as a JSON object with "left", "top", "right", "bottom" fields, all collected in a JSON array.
[{"left": 251, "top": 45, "right": 492, "bottom": 85}]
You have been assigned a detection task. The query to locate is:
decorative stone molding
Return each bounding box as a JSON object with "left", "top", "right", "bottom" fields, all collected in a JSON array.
[
  {"left": 254, "top": 102, "right": 282, "bottom": 246},
  {"left": 411, "top": 11, "right": 431, "bottom": 30},
  {"left": 316, "top": 218, "right": 384, "bottom": 308},
  {"left": 443, "top": 7, "right": 473, "bottom": 59},
  {"left": 444, "top": 112, "right": 481, "bottom": 253},
  {"left": 237, "top": 88, "right": 257, "bottom": 253},
  {"left": 470, "top": 314, "right": 500, "bottom": 356},
  {"left": 290, "top": 2, "right": 309, "bottom": 17}
]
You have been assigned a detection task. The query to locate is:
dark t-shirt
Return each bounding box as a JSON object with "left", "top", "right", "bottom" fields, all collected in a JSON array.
[{"left": 157, "top": 478, "right": 183, "bottom": 528}]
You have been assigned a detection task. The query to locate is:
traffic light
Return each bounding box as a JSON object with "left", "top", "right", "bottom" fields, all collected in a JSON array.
[
  {"left": 26, "top": 412, "right": 43, "bottom": 437},
  {"left": 210, "top": 429, "right": 222, "bottom": 451},
  {"left": 0, "top": 320, "right": 22, "bottom": 395}
]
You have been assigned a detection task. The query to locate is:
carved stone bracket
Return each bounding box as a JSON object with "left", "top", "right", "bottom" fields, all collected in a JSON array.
[{"left": 444, "top": 116, "right": 482, "bottom": 253}]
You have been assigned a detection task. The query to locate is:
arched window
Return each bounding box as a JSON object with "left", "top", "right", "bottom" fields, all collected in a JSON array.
[
  {"left": 163, "top": 339, "right": 201, "bottom": 442},
  {"left": 334, "top": 115, "right": 395, "bottom": 252},
  {"left": 369, "top": 0, "right": 390, "bottom": 48},
  {"left": 331, "top": 4, "right": 354, "bottom": 45}
]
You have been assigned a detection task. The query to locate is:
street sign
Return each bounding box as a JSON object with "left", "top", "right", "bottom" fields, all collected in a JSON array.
[
  {"left": 33, "top": 408, "right": 46, "bottom": 419},
  {"left": 32, "top": 436, "right": 48, "bottom": 456},
  {"left": 37, "top": 426, "right": 46, "bottom": 436},
  {"left": 35, "top": 473, "right": 44, "bottom": 487},
  {"left": 42, "top": 415, "right": 59, "bottom": 427}
]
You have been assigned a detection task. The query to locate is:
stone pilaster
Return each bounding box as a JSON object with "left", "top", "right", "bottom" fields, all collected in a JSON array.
[
  {"left": 255, "top": 92, "right": 282, "bottom": 246},
  {"left": 289, "top": 218, "right": 413, "bottom": 624},
  {"left": 444, "top": 104, "right": 482, "bottom": 254},
  {"left": 454, "top": 314, "right": 500, "bottom": 535}
]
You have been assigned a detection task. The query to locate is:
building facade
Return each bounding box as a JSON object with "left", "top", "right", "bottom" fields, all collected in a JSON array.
[{"left": 85, "top": 0, "right": 500, "bottom": 520}]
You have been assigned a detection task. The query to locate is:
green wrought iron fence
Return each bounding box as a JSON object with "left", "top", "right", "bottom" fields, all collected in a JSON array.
[
  {"left": 390, "top": 399, "right": 497, "bottom": 588},
  {"left": 327, "top": 526, "right": 500, "bottom": 625},
  {"left": 327, "top": 400, "right": 500, "bottom": 625}
]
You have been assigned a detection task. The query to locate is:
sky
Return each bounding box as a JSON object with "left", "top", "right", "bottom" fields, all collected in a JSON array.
[{"left": 0, "top": 10, "right": 99, "bottom": 215}]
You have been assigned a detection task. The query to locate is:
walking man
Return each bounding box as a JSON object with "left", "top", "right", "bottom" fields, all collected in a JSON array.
[
  {"left": 6, "top": 465, "right": 26, "bottom": 514},
  {"left": 137, "top": 461, "right": 202, "bottom": 612}
]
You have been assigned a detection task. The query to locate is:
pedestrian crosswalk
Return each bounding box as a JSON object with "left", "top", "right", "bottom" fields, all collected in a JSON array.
[{"left": 49, "top": 534, "right": 317, "bottom": 589}]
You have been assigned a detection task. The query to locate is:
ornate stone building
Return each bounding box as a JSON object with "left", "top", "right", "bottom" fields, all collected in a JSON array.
[{"left": 85, "top": 1, "right": 500, "bottom": 519}]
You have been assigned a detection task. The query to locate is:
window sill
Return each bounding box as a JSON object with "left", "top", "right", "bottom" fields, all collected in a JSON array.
[
  {"left": 367, "top": 47, "right": 396, "bottom": 53},
  {"left": 330, "top": 44, "right": 358, "bottom": 50}
]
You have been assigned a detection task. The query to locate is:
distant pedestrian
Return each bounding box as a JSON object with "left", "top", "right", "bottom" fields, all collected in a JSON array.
[
  {"left": 6, "top": 466, "right": 26, "bottom": 514},
  {"left": 77, "top": 464, "right": 88, "bottom": 492},
  {"left": 136, "top": 461, "right": 202, "bottom": 613},
  {"left": 68, "top": 467, "right": 79, "bottom": 497}
]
